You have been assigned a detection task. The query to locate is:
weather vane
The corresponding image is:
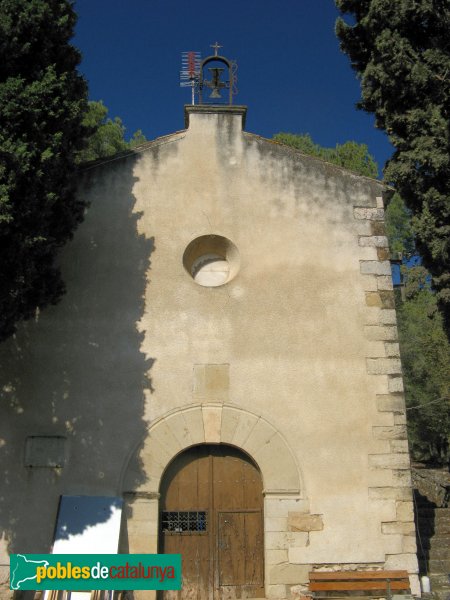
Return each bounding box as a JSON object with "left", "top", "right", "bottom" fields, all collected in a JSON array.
[{"left": 180, "top": 44, "right": 237, "bottom": 105}]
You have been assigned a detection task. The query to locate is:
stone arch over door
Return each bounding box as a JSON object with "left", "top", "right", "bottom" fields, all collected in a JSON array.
[
  {"left": 122, "top": 403, "right": 302, "bottom": 496},
  {"left": 120, "top": 403, "right": 304, "bottom": 597}
]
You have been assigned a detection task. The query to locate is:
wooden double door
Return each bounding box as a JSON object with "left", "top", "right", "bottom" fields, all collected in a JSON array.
[{"left": 159, "top": 445, "right": 264, "bottom": 600}]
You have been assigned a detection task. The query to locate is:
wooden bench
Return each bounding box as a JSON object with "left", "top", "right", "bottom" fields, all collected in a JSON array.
[{"left": 309, "top": 570, "right": 411, "bottom": 599}]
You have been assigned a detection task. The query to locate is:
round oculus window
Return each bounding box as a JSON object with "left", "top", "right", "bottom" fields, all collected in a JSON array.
[{"left": 183, "top": 235, "right": 239, "bottom": 287}]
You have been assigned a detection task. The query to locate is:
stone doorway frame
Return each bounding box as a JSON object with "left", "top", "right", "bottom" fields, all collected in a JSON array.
[{"left": 120, "top": 404, "right": 304, "bottom": 598}]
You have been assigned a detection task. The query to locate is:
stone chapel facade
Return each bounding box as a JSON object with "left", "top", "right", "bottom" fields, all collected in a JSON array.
[{"left": 0, "top": 103, "right": 419, "bottom": 599}]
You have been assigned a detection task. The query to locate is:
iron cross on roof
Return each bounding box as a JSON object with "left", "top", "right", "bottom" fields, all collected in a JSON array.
[{"left": 211, "top": 42, "right": 222, "bottom": 56}]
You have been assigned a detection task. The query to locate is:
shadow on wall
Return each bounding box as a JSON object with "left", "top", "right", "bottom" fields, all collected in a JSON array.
[{"left": 0, "top": 154, "right": 154, "bottom": 555}]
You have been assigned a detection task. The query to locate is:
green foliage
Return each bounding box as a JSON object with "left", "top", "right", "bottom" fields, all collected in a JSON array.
[
  {"left": 77, "top": 101, "right": 147, "bottom": 163},
  {"left": 0, "top": 0, "right": 90, "bottom": 341},
  {"left": 396, "top": 268, "right": 450, "bottom": 465},
  {"left": 384, "top": 193, "right": 415, "bottom": 257},
  {"left": 335, "top": 0, "right": 450, "bottom": 330},
  {"left": 273, "top": 132, "right": 378, "bottom": 178}
]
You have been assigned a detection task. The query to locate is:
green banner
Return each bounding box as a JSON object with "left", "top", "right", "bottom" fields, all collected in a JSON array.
[{"left": 10, "top": 554, "right": 181, "bottom": 591}]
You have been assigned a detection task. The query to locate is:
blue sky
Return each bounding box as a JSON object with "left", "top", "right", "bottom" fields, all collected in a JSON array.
[{"left": 73, "top": 0, "right": 393, "bottom": 176}]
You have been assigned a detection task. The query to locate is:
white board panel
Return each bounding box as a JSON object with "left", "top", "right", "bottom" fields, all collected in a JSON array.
[{"left": 53, "top": 496, "right": 123, "bottom": 554}]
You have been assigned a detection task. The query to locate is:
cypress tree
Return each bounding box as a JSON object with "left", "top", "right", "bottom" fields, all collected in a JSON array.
[
  {"left": 0, "top": 0, "right": 90, "bottom": 340},
  {"left": 335, "top": 0, "right": 450, "bottom": 331}
]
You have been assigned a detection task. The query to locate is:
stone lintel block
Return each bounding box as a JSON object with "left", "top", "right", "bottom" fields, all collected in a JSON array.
[
  {"left": 394, "top": 413, "right": 407, "bottom": 425},
  {"left": 288, "top": 513, "right": 323, "bottom": 532},
  {"left": 376, "top": 395, "right": 406, "bottom": 413},
  {"left": 402, "top": 536, "right": 417, "bottom": 553},
  {"left": 369, "top": 453, "right": 410, "bottom": 469},
  {"left": 354, "top": 207, "right": 385, "bottom": 220},
  {"left": 367, "top": 358, "right": 402, "bottom": 375},
  {"left": 267, "top": 584, "right": 287, "bottom": 599},
  {"left": 373, "top": 425, "right": 407, "bottom": 440},
  {"left": 385, "top": 342, "right": 400, "bottom": 357},
  {"left": 266, "top": 549, "right": 289, "bottom": 566},
  {"left": 359, "top": 236, "right": 389, "bottom": 248},
  {"left": 377, "top": 247, "right": 391, "bottom": 261},
  {"left": 360, "top": 261, "right": 392, "bottom": 276},
  {"left": 269, "top": 564, "right": 310, "bottom": 585},
  {"left": 396, "top": 501, "right": 414, "bottom": 522},
  {"left": 390, "top": 440, "right": 409, "bottom": 454},
  {"left": 388, "top": 377, "right": 404, "bottom": 393},
  {"left": 369, "top": 487, "right": 413, "bottom": 501},
  {"left": 382, "top": 522, "right": 416, "bottom": 536},
  {"left": 364, "top": 326, "right": 398, "bottom": 341},
  {"left": 377, "top": 276, "right": 394, "bottom": 291}
]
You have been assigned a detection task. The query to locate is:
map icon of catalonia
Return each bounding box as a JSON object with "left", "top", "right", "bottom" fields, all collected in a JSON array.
[{"left": 10, "top": 555, "right": 49, "bottom": 590}]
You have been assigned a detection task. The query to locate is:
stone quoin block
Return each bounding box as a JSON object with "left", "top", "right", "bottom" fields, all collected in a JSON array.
[
  {"left": 378, "top": 310, "right": 397, "bottom": 325},
  {"left": 396, "top": 501, "right": 414, "bottom": 522},
  {"left": 371, "top": 221, "right": 387, "bottom": 236},
  {"left": 388, "top": 377, "right": 405, "bottom": 393},
  {"left": 364, "top": 325, "right": 398, "bottom": 341},
  {"left": 385, "top": 342, "right": 400, "bottom": 356},
  {"left": 369, "top": 487, "right": 413, "bottom": 501},
  {"left": 372, "top": 425, "right": 407, "bottom": 440},
  {"left": 359, "top": 235, "right": 389, "bottom": 248},
  {"left": 381, "top": 522, "right": 416, "bottom": 536},
  {"left": 377, "top": 276, "right": 395, "bottom": 290},
  {"left": 393, "top": 470, "right": 412, "bottom": 487},
  {"left": 390, "top": 440, "right": 409, "bottom": 454},
  {"left": 360, "top": 261, "right": 392, "bottom": 276},
  {"left": 354, "top": 207, "right": 385, "bottom": 220},
  {"left": 376, "top": 395, "right": 406, "bottom": 413},
  {"left": 369, "top": 453, "right": 411, "bottom": 469},
  {"left": 366, "top": 358, "right": 402, "bottom": 375}
]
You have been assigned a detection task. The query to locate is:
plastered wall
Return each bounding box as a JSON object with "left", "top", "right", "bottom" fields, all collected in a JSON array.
[{"left": 0, "top": 106, "right": 419, "bottom": 599}]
